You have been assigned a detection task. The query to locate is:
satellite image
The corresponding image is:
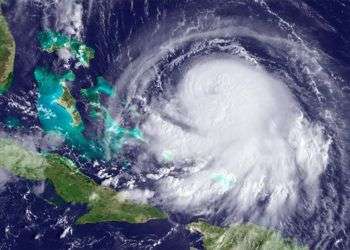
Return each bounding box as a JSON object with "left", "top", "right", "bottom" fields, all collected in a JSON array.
[{"left": 0, "top": 0, "right": 349, "bottom": 249}]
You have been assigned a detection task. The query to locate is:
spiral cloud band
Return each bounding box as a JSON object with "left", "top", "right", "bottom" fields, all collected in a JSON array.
[
  {"left": 0, "top": 0, "right": 348, "bottom": 248},
  {"left": 103, "top": 1, "right": 343, "bottom": 233},
  {"left": 142, "top": 57, "right": 330, "bottom": 224}
]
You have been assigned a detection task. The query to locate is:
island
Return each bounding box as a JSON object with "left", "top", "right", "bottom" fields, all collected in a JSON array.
[
  {"left": 0, "top": 12, "right": 15, "bottom": 94},
  {"left": 34, "top": 67, "right": 142, "bottom": 159},
  {"left": 0, "top": 137, "right": 166, "bottom": 224},
  {"left": 33, "top": 67, "right": 103, "bottom": 158},
  {"left": 81, "top": 76, "right": 143, "bottom": 155},
  {"left": 57, "top": 84, "right": 82, "bottom": 126},
  {"left": 34, "top": 67, "right": 83, "bottom": 129},
  {"left": 188, "top": 220, "right": 307, "bottom": 250},
  {"left": 38, "top": 29, "right": 95, "bottom": 67}
]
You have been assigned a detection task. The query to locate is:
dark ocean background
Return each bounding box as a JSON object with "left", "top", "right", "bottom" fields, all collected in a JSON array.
[{"left": 0, "top": 0, "right": 350, "bottom": 249}]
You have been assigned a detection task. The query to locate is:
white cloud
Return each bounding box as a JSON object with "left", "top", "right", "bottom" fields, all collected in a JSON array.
[
  {"left": 0, "top": 169, "right": 14, "bottom": 191},
  {"left": 142, "top": 58, "right": 331, "bottom": 225},
  {"left": 119, "top": 188, "right": 155, "bottom": 204},
  {"left": 54, "top": 0, "right": 84, "bottom": 38}
]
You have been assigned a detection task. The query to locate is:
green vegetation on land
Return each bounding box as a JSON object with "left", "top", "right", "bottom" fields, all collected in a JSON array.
[
  {"left": 0, "top": 138, "right": 166, "bottom": 224},
  {"left": 44, "top": 154, "right": 166, "bottom": 224},
  {"left": 34, "top": 67, "right": 142, "bottom": 159},
  {"left": 38, "top": 30, "right": 94, "bottom": 67},
  {"left": 0, "top": 13, "right": 15, "bottom": 94},
  {"left": 58, "top": 85, "right": 82, "bottom": 126},
  {"left": 34, "top": 67, "right": 83, "bottom": 128},
  {"left": 0, "top": 138, "right": 46, "bottom": 180},
  {"left": 188, "top": 221, "right": 307, "bottom": 250}
]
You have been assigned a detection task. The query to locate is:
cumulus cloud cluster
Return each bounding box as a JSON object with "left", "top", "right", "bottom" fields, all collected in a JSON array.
[
  {"left": 142, "top": 58, "right": 331, "bottom": 225},
  {"left": 54, "top": 0, "right": 84, "bottom": 38}
]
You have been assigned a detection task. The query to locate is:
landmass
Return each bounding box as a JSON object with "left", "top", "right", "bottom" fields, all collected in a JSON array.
[
  {"left": 188, "top": 221, "right": 307, "bottom": 250},
  {"left": 81, "top": 76, "right": 143, "bottom": 155},
  {"left": 38, "top": 30, "right": 94, "bottom": 67},
  {"left": 34, "top": 67, "right": 83, "bottom": 128},
  {"left": 57, "top": 85, "right": 82, "bottom": 126},
  {"left": 0, "top": 138, "right": 166, "bottom": 224},
  {"left": 34, "top": 67, "right": 142, "bottom": 159},
  {"left": 0, "top": 138, "right": 46, "bottom": 180},
  {"left": 0, "top": 13, "right": 15, "bottom": 94},
  {"left": 33, "top": 67, "right": 103, "bottom": 158},
  {"left": 80, "top": 76, "right": 114, "bottom": 119},
  {"left": 35, "top": 29, "right": 143, "bottom": 159}
]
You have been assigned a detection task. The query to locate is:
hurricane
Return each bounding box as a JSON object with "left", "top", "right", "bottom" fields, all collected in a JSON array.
[
  {"left": 1, "top": 0, "right": 349, "bottom": 249},
  {"left": 102, "top": 0, "right": 348, "bottom": 246}
]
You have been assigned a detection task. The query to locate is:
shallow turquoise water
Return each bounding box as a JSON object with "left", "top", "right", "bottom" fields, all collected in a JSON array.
[
  {"left": 35, "top": 68, "right": 142, "bottom": 159},
  {"left": 34, "top": 67, "right": 103, "bottom": 158}
]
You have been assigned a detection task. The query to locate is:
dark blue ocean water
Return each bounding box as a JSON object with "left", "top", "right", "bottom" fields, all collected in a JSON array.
[{"left": 0, "top": 0, "right": 350, "bottom": 249}]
